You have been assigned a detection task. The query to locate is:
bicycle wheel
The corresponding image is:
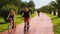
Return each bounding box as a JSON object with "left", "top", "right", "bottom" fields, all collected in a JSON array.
[
  {"left": 24, "top": 22, "right": 27, "bottom": 34},
  {"left": 24, "top": 22, "right": 29, "bottom": 32},
  {"left": 14, "top": 25, "right": 16, "bottom": 32},
  {"left": 8, "top": 23, "right": 12, "bottom": 34},
  {"left": 27, "top": 22, "right": 30, "bottom": 32}
]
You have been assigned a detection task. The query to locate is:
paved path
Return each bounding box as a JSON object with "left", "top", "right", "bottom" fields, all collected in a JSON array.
[{"left": 0, "top": 13, "right": 54, "bottom": 34}]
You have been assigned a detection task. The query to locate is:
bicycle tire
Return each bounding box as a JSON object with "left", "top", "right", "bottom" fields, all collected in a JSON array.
[
  {"left": 24, "top": 22, "right": 29, "bottom": 32},
  {"left": 8, "top": 23, "right": 12, "bottom": 34}
]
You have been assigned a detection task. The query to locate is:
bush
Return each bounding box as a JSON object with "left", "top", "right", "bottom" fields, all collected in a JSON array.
[
  {"left": 1, "top": 4, "right": 18, "bottom": 14},
  {"left": 0, "top": 4, "right": 18, "bottom": 22},
  {"left": 0, "top": 9, "right": 9, "bottom": 22}
]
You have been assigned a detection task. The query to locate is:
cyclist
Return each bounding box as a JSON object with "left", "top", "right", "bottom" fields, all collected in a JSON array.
[
  {"left": 37, "top": 10, "right": 40, "bottom": 16},
  {"left": 22, "top": 7, "right": 31, "bottom": 33},
  {"left": 7, "top": 9, "right": 16, "bottom": 33}
]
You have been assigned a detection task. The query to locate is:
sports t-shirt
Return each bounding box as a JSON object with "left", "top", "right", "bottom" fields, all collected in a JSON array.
[{"left": 22, "top": 11, "right": 30, "bottom": 18}]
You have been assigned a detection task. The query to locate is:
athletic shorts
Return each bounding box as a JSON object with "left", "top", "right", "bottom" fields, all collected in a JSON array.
[
  {"left": 24, "top": 18, "right": 30, "bottom": 22},
  {"left": 8, "top": 18, "right": 15, "bottom": 21}
]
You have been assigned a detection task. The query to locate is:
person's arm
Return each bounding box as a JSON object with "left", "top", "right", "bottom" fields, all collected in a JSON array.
[
  {"left": 7, "top": 14, "right": 10, "bottom": 20},
  {"left": 22, "top": 11, "right": 24, "bottom": 17},
  {"left": 29, "top": 11, "right": 31, "bottom": 17},
  {"left": 13, "top": 12, "right": 16, "bottom": 26},
  {"left": 14, "top": 12, "right": 15, "bottom": 20}
]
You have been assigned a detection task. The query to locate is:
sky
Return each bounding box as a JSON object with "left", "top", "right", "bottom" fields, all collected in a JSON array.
[{"left": 21, "top": 0, "right": 55, "bottom": 9}]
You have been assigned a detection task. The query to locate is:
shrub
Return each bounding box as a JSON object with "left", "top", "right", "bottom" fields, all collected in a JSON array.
[{"left": 0, "top": 4, "right": 18, "bottom": 22}]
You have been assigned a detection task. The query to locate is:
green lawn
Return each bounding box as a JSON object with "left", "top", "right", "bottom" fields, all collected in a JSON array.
[
  {"left": 46, "top": 13, "right": 60, "bottom": 34},
  {"left": 0, "top": 13, "right": 36, "bottom": 32}
]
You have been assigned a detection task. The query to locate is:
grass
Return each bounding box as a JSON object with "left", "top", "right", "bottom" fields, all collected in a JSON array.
[
  {"left": 0, "top": 13, "right": 36, "bottom": 32},
  {"left": 46, "top": 13, "right": 60, "bottom": 34}
]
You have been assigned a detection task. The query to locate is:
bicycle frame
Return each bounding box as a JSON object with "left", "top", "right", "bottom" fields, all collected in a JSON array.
[
  {"left": 8, "top": 22, "right": 12, "bottom": 34},
  {"left": 8, "top": 21, "right": 16, "bottom": 34},
  {"left": 24, "top": 21, "right": 30, "bottom": 34}
]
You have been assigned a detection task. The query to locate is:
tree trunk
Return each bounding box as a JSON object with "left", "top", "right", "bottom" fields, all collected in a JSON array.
[
  {"left": 53, "top": 8, "right": 56, "bottom": 15},
  {"left": 49, "top": 7, "right": 52, "bottom": 14},
  {"left": 53, "top": 11, "right": 56, "bottom": 15},
  {"left": 49, "top": 11, "right": 52, "bottom": 14},
  {"left": 58, "top": 10, "right": 60, "bottom": 17}
]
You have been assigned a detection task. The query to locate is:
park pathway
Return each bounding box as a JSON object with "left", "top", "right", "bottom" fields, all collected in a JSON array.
[{"left": 0, "top": 13, "right": 54, "bottom": 34}]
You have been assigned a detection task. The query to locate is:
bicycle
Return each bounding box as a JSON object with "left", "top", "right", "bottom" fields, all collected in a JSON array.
[
  {"left": 24, "top": 18, "right": 30, "bottom": 34},
  {"left": 8, "top": 18, "right": 16, "bottom": 34}
]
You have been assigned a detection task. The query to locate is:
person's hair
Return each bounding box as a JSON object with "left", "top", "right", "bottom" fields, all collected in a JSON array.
[
  {"left": 9, "top": 8, "right": 15, "bottom": 11},
  {"left": 25, "top": 7, "right": 29, "bottom": 12},
  {"left": 9, "top": 8, "right": 15, "bottom": 15}
]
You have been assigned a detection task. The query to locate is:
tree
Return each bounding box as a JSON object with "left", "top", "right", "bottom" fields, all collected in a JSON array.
[
  {"left": 21, "top": 2, "right": 28, "bottom": 7},
  {"left": 28, "top": 0, "right": 35, "bottom": 7},
  {"left": 50, "top": 1, "right": 57, "bottom": 15},
  {"left": 28, "top": 0, "right": 35, "bottom": 13},
  {"left": 0, "top": 0, "right": 9, "bottom": 9},
  {"left": 39, "top": 6, "right": 49, "bottom": 13},
  {"left": 48, "top": 5, "right": 52, "bottom": 14},
  {"left": 0, "top": 4, "right": 18, "bottom": 22},
  {"left": 56, "top": 0, "right": 60, "bottom": 17}
]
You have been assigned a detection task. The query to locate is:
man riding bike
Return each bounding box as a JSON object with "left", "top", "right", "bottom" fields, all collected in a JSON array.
[{"left": 22, "top": 7, "right": 31, "bottom": 34}]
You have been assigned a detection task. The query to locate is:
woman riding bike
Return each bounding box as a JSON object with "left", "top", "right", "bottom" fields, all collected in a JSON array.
[{"left": 7, "top": 9, "right": 16, "bottom": 33}]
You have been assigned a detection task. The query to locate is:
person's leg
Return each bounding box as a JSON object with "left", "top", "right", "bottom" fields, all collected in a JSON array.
[
  {"left": 8, "top": 18, "right": 13, "bottom": 34},
  {"left": 37, "top": 12, "right": 39, "bottom": 16},
  {"left": 24, "top": 18, "right": 27, "bottom": 32},
  {"left": 10, "top": 20, "right": 16, "bottom": 34},
  {"left": 27, "top": 18, "right": 30, "bottom": 32},
  {"left": 27, "top": 22, "right": 29, "bottom": 32},
  {"left": 9, "top": 18, "right": 15, "bottom": 33},
  {"left": 13, "top": 21, "right": 16, "bottom": 32},
  {"left": 12, "top": 19, "right": 16, "bottom": 33}
]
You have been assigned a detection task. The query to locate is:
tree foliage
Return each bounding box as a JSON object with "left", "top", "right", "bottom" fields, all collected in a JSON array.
[{"left": 0, "top": 0, "right": 35, "bottom": 22}]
